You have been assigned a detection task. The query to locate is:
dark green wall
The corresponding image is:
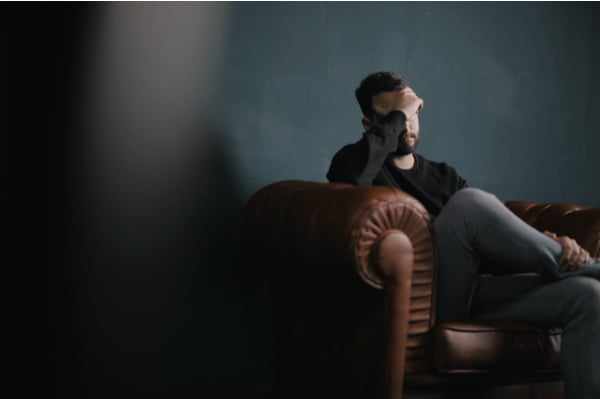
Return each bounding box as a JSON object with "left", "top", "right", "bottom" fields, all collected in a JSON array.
[{"left": 12, "top": 2, "right": 598, "bottom": 399}]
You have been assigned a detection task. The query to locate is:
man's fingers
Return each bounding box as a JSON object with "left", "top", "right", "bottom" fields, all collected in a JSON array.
[
  {"left": 565, "top": 238, "right": 579, "bottom": 265},
  {"left": 372, "top": 87, "right": 424, "bottom": 119},
  {"left": 397, "top": 87, "right": 415, "bottom": 95},
  {"left": 577, "top": 248, "right": 590, "bottom": 266},
  {"left": 558, "top": 237, "right": 590, "bottom": 271},
  {"left": 558, "top": 237, "right": 577, "bottom": 268},
  {"left": 550, "top": 233, "right": 590, "bottom": 272}
]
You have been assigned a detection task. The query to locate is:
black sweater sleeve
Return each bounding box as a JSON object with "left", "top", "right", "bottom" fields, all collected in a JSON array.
[{"left": 326, "top": 111, "right": 407, "bottom": 185}]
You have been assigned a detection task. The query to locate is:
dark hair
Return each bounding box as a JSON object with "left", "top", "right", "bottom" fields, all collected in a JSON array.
[{"left": 355, "top": 71, "right": 407, "bottom": 119}]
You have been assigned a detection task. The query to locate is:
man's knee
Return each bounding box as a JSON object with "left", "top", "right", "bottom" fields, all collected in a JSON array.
[
  {"left": 562, "top": 277, "right": 600, "bottom": 322},
  {"left": 440, "top": 188, "right": 501, "bottom": 219},
  {"left": 449, "top": 187, "right": 497, "bottom": 206}
]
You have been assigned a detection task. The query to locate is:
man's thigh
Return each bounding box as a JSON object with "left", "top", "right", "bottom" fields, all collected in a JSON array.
[{"left": 471, "top": 274, "right": 596, "bottom": 326}]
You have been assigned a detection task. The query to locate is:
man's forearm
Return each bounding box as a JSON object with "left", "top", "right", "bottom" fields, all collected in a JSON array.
[{"left": 327, "top": 111, "right": 406, "bottom": 185}]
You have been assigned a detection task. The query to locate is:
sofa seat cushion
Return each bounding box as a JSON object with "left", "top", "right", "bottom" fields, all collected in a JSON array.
[{"left": 433, "top": 321, "right": 561, "bottom": 374}]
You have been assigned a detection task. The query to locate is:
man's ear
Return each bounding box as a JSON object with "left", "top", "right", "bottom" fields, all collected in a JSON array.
[{"left": 362, "top": 117, "right": 373, "bottom": 131}]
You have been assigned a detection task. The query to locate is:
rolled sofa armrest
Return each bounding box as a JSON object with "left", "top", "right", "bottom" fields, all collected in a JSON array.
[
  {"left": 238, "top": 180, "right": 436, "bottom": 289},
  {"left": 506, "top": 201, "right": 600, "bottom": 257},
  {"left": 239, "top": 181, "right": 439, "bottom": 397}
]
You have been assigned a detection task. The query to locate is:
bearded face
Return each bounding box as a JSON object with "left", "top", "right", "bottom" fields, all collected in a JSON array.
[{"left": 395, "top": 114, "right": 420, "bottom": 155}]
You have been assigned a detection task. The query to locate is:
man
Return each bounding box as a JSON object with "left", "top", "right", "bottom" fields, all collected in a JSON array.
[{"left": 327, "top": 71, "right": 600, "bottom": 399}]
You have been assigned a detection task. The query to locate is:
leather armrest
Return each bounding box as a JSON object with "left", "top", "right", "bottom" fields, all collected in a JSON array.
[
  {"left": 240, "top": 180, "right": 439, "bottom": 390},
  {"left": 238, "top": 180, "right": 436, "bottom": 289},
  {"left": 506, "top": 201, "right": 600, "bottom": 257}
]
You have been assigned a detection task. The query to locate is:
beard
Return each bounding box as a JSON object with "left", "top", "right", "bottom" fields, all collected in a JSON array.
[{"left": 394, "top": 131, "right": 419, "bottom": 156}]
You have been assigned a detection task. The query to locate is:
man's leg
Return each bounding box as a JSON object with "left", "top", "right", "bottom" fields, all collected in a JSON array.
[
  {"left": 472, "top": 274, "right": 600, "bottom": 399},
  {"left": 433, "top": 187, "right": 599, "bottom": 321}
]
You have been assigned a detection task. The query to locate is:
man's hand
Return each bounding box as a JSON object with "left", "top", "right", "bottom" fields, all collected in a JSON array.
[
  {"left": 543, "top": 231, "right": 590, "bottom": 272},
  {"left": 372, "top": 87, "right": 424, "bottom": 120}
]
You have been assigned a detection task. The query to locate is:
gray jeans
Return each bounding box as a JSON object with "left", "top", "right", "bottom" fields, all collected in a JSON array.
[{"left": 434, "top": 188, "right": 600, "bottom": 399}]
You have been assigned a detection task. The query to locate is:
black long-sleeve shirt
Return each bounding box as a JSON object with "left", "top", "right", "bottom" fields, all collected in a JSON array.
[{"left": 327, "top": 111, "right": 468, "bottom": 218}]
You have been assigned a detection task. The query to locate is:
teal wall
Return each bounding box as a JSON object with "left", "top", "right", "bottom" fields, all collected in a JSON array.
[
  {"left": 13, "top": 2, "right": 599, "bottom": 399},
  {"left": 221, "top": 2, "right": 600, "bottom": 206}
]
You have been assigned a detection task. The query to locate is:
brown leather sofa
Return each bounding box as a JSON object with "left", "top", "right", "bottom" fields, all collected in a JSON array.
[{"left": 238, "top": 180, "right": 600, "bottom": 399}]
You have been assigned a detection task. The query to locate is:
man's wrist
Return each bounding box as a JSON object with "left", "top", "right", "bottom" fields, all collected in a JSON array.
[{"left": 364, "top": 110, "right": 406, "bottom": 138}]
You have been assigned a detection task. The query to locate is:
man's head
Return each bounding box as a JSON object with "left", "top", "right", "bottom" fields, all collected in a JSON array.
[
  {"left": 355, "top": 71, "right": 407, "bottom": 120},
  {"left": 356, "top": 71, "right": 422, "bottom": 156}
]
